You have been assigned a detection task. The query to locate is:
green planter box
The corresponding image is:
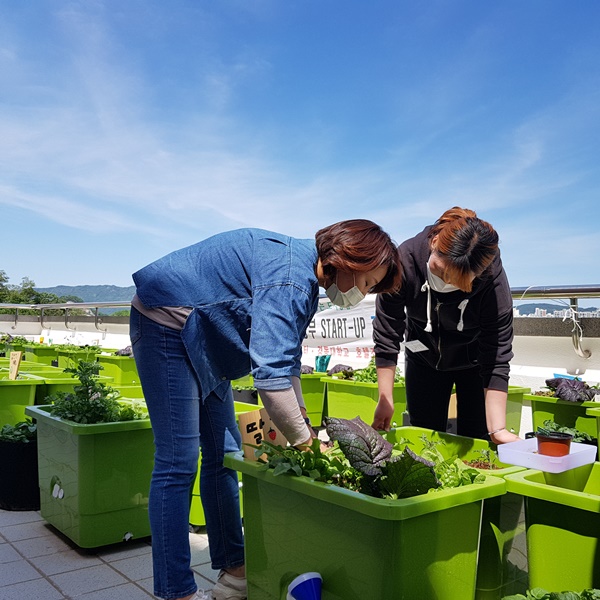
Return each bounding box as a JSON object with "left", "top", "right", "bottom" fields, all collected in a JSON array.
[
  {"left": 224, "top": 450, "right": 506, "bottom": 600},
  {"left": 0, "top": 374, "right": 46, "bottom": 426},
  {"left": 526, "top": 393, "right": 598, "bottom": 437},
  {"left": 322, "top": 376, "right": 406, "bottom": 426},
  {"left": 22, "top": 344, "right": 59, "bottom": 365},
  {"left": 56, "top": 348, "right": 102, "bottom": 369},
  {"left": 0, "top": 359, "right": 63, "bottom": 374},
  {"left": 505, "top": 462, "right": 600, "bottom": 591},
  {"left": 385, "top": 427, "right": 526, "bottom": 600},
  {"left": 586, "top": 406, "right": 600, "bottom": 448},
  {"left": 112, "top": 384, "right": 145, "bottom": 398},
  {"left": 505, "top": 386, "right": 531, "bottom": 436},
  {"left": 96, "top": 355, "right": 140, "bottom": 385},
  {"left": 25, "top": 404, "right": 154, "bottom": 548},
  {"left": 189, "top": 400, "right": 261, "bottom": 527},
  {"left": 300, "top": 373, "right": 327, "bottom": 427},
  {"left": 31, "top": 371, "right": 114, "bottom": 405}
]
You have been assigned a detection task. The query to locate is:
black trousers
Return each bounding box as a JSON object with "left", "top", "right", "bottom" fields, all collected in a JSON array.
[{"left": 405, "top": 358, "right": 488, "bottom": 440}]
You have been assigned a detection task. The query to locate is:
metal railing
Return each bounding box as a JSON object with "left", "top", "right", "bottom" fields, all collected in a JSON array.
[
  {"left": 511, "top": 285, "right": 600, "bottom": 359},
  {"left": 2, "top": 284, "right": 599, "bottom": 356}
]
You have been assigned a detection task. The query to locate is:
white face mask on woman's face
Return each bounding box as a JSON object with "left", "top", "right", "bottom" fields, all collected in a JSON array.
[
  {"left": 326, "top": 277, "right": 366, "bottom": 308},
  {"left": 426, "top": 259, "right": 460, "bottom": 293}
]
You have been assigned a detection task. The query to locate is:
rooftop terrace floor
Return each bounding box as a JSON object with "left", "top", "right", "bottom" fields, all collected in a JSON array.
[{"left": 0, "top": 508, "right": 217, "bottom": 599}]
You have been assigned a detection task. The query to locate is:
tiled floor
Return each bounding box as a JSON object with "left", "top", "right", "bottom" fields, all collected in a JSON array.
[
  {"left": 1, "top": 504, "right": 529, "bottom": 600},
  {"left": 0, "top": 508, "right": 218, "bottom": 599}
]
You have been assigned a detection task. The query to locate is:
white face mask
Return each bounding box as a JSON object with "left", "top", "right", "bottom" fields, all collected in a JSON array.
[
  {"left": 326, "top": 276, "right": 366, "bottom": 308},
  {"left": 427, "top": 259, "right": 460, "bottom": 293}
]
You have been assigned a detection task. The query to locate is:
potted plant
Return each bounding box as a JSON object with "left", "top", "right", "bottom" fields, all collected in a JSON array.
[
  {"left": 535, "top": 427, "right": 573, "bottom": 456},
  {"left": 25, "top": 361, "right": 153, "bottom": 548},
  {"left": 0, "top": 419, "right": 40, "bottom": 510},
  {"left": 526, "top": 377, "right": 600, "bottom": 439},
  {"left": 321, "top": 358, "right": 407, "bottom": 426},
  {"left": 225, "top": 416, "right": 506, "bottom": 600}
]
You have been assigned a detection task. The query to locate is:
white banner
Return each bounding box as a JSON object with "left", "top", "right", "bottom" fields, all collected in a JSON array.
[{"left": 302, "top": 294, "right": 381, "bottom": 369}]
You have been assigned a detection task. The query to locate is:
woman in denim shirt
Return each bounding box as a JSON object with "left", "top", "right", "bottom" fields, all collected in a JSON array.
[{"left": 129, "top": 220, "right": 401, "bottom": 600}]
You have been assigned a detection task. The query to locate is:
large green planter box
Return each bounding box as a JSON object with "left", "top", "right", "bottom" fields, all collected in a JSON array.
[
  {"left": 505, "top": 462, "right": 600, "bottom": 591},
  {"left": 300, "top": 373, "right": 327, "bottom": 427},
  {"left": 25, "top": 404, "right": 154, "bottom": 548},
  {"left": 22, "top": 344, "right": 59, "bottom": 365},
  {"left": 0, "top": 374, "right": 46, "bottom": 425},
  {"left": 385, "top": 427, "right": 526, "bottom": 600},
  {"left": 526, "top": 392, "right": 598, "bottom": 437},
  {"left": 322, "top": 376, "right": 406, "bottom": 427},
  {"left": 96, "top": 355, "right": 140, "bottom": 385},
  {"left": 31, "top": 371, "right": 114, "bottom": 405},
  {"left": 189, "top": 400, "right": 261, "bottom": 527},
  {"left": 224, "top": 450, "right": 506, "bottom": 600}
]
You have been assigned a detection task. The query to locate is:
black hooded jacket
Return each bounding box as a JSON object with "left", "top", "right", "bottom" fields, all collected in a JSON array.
[{"left": 373, "top": 225, "right": 514, "bottom": 392}]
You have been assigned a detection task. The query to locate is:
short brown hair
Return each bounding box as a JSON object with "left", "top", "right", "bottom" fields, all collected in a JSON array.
[
  {"left": 315, "top": 219, "right": 402, "bottom": 293},
  {"left": 429, "top": 206, "right": 499, "bottom": 292}
]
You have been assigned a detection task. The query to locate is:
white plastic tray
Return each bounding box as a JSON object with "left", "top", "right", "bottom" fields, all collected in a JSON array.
[{"left": 497, "top": 438, "right": 597, "bottom": 473}]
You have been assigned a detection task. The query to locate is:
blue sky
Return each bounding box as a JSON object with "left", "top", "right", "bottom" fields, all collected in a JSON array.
[{"left": 1, "top": 1, "right": 599, "bottom": 297}]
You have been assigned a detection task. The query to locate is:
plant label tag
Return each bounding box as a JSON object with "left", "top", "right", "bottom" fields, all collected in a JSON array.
[
  {"left": 9, "top": 351, "right": 22, "bottom": 380},
  {"left": 238, "top": 408, "right": 288, "bottom": 461},
  {"left": 402, "top": 340, "right": 428, "bottom": 353}
]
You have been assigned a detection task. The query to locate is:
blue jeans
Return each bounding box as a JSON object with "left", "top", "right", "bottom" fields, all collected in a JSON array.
[{"left": 130, "top": 307, "right": 244, "bottom": 599}]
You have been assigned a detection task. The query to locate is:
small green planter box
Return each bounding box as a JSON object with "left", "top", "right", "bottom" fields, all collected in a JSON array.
[
  {"left": 0, "top": 374, "right": 46, "bottom": 425},
  {"left": 96, "top": 355, "right": 140, "bottom": 385},
  {"left": 225, "top": 450, "right": 505, "bottom": 600},
  {"left": 22, "top": 344, "right": 59, "bottom": 365},
  {"left": 25, "top": 404, "right": 154, "bottom": 548},
  {"left": 505, "top": 462, "right": 600, "bottom": 591},
  {"left": 526, "top": 392, "right": 598, "bottom": 437},
  {"left": 300, "top": 373, "right": 327, "bottom": 427},
  {"left": 385, "top": 427, "right": 526, "bottom": 600},
  {"left": 322, "top": 376, "right": 406, "bottom": 426},
  {"left": 189, "top": 400, "right": 261, "bottom": 527}
]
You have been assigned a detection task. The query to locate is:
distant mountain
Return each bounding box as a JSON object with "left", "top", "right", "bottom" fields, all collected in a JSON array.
[
  {"left": 35, "top": 285, "right": 135, "bottom": 314},
  {"left": 515, "top": 302, "right": 598, "bottom": 315}
]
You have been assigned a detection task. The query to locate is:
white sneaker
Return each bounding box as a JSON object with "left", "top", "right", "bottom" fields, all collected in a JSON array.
[
  {"left": 194, "top": 591, "right": 212, "bottom": 600},
  {"left": 211, "top": 570, "right": 247, "bottom": 600}
]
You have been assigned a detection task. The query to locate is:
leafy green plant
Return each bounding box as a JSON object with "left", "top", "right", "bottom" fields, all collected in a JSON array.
[
  {"left": 536, "top": 377, "right": 598, "bottom": 402},
  {"left": 537, "top": 419, "right": 596, "bottom": 444},
  {"left": 253, "top": 416, "right": 488, "bottom": 500},
  {"left": 0, "top": 419, "right": 37, "bottom": 443},
  {"left": 502, "top": 587, "right": 600, "bottom": 599},
  {"left": 330, "top": 358, "right": 404, "bottom": 384},
  {"left": 47, "top": 361, "right": 146, "bottom": 424}
]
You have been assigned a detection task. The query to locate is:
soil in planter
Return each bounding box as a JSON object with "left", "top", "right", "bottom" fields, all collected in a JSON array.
[{"left": 0, "top": 440, "right": 40, "bottom": 510}]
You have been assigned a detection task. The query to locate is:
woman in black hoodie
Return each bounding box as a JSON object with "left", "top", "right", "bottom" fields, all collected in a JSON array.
[{"left": 372, "top": 207, "right": 520, "bottom": 444}]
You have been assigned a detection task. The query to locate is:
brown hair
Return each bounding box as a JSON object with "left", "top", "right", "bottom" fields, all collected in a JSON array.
[
  {"left": 315, "top": 219, "right": 402, "bottom": 293},
  {"left": 428, "top": 206, "right": 499, "bottom": 292}
]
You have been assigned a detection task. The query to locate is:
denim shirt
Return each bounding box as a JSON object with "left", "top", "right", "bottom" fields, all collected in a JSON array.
[{"left": 133, "top": 229, "right": 319, "bottom": 400}]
